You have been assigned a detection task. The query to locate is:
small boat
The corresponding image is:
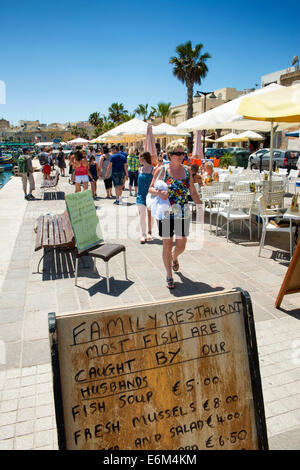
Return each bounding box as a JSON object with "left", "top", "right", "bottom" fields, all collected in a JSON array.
[
  {"left": 0, "top": 163, "right": 14, "bottom": 170},
  {"left": 0, "top": 154, "right": 14, "bottom": 164}
]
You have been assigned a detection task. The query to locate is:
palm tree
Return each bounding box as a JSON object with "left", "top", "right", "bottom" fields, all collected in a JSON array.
[
  {"left": 170, "top": 40, "right": 211, "bottom": 150},
  {"left": 156, "top": 102, "right": 180, "bottom": 123},
  {"left": 119, "top": 112, "right": 136, "bottom": 123},
  {"left": 108, "top": 102, "right": 128, "bottom": 124},
  {"left": 92, "top": 116, "right": 115, "bottom": 138},
  {"left": 88, "top": 112, "right": 102, "bottom": 127},
  {"left": 134, "top": 104, "right": 156, "bottom": 122}
]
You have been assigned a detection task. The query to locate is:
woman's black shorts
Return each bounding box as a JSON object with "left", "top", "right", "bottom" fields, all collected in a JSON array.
[
  {"left": 158, "top": 216, "right": 191, "bottom": 238},
  {"left": 104, "top": 177, "right": 112, "bottom": 189}
]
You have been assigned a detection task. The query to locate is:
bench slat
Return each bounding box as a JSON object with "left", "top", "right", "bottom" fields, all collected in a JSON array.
[
  {"left": 35, "top": 215, "right": 44, "bottom": 251},
  {"left": 48, "top": 216, "right": 55, "bottom": 246},
  {"left": 57, "top": 215, "right": 67, "bottom": 245},
  {"left": 53, "top": 215, "right": 61, "bottom": 245},
  {"left": 43, "top": 215, "right": 49, "bottom": 246},
  {"left": 62, "top": 210, "right": 74, "bottom": 243}
]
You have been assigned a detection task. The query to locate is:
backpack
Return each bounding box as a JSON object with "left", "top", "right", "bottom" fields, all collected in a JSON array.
[{"left": 18, "top": 155, "right": 28, "bottom": 173}]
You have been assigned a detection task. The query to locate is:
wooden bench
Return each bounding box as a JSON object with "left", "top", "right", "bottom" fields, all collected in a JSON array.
[
  {"left": 40, "top": 170, "right": 60, "bottom": 196},
  {"left": 35, "top": 210, "right": 75, "bottom": 272}
]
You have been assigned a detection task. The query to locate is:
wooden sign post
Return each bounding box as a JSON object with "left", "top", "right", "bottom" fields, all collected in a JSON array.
[
  {"left": 49, "top": 289, "right": 268, "bottom": 450},
  {"left": 276, "top": 238, "right": 300, "bottom": 308}
]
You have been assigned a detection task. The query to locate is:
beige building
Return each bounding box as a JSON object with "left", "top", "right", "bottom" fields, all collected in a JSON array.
[
  {"left": 169, "top": 87, "right": 243, "bottom": 126},
  {"left": 0, "top": 119, "right": 10, "bottom": 129},
  {"left": 19, "top": 120, "right": 40, "bottom": 129}
]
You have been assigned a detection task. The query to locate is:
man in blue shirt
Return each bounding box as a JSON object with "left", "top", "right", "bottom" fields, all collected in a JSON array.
[
  {"left": 105, "top": 145, "right": 128, "bottom": 204},
  {"left": 119, "top": 145, "right": 128, "bottom": 157}
]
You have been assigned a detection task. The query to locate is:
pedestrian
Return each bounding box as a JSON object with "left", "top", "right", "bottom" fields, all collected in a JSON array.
[
  {"left": 99, "top": 146, "right": 113, "bottom": 198},
  {"left": 68, "top": 151, "right": 75, "bottom": 184},
  {"left": 89, "top": 155, "right": 99, "bottom": 199},
  {"left": 297, "top": 154, "right": 300, "bottom": 175},
  {"left": 127, "top": 146, "right": 140, "bottom": 196},
  {"left": 105, "top": 145, "right": 128, "bottom": 205},
  {"left": 119, "top": 145, "right": 128, "bottom": 157},
  {"left": 87, "top": 145, "right": 96, "bottom": 161},
  {"left": 18, "top": 148, "right": 36, "bottom": 200},
  {"left": 148, "top": 142, "right": 201, "bottom": 289},
  {"left": 136, "top": 151, "right": 154, "bottom": 244},
  {"left": 38, "top": 146, "right": 51, "bottom": 180},
  {"left": 73, "top": 149, "right": 94, "bottom": 192},
  {"left": 203, "top": 160, "right": 219, "bottom": 184},
  {"left": 190, "top": 163, "right": 203, "bottom": 185},
  {"left": 57, "top": 146, "right": 66, "bottom": 176},
  {"left": 157, "top": 152, "right": 164, "bottom": 166}
]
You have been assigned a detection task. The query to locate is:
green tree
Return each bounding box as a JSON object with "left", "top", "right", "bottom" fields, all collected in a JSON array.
[
  {"left": 170, "top": 40, "right": 211, "bottom": 151},
  {"left": 92, "top": 116, "right": 115, "bottom": 138},
  {"left": 88, "top": 112, "right": 102, "bottom": 127},
  {"left": 108, "top": 102, "right": 128, "bottom": 124},
  {"left": 156, "top": 102, "right": 180, "bottom": 123},
  {"left": 134, "top": 104, "right": 156, "bottom": 122},
  {"left": 71, "top": 126, "right": 89, "bottom": 139}
]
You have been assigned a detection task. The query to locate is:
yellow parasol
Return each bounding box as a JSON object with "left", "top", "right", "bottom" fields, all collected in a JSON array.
[{"left": 237, "top": 83, "right": 300, "bottom": 185}]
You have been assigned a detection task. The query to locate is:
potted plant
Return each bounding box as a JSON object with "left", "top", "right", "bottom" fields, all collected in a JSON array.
[{"left": 219, "top": 153, "right": 236, "bottom": 169}]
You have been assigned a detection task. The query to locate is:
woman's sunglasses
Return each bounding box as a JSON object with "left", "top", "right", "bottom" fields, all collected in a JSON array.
[{"left": 171, "top": 151, "right": 185, "bottom": 156}]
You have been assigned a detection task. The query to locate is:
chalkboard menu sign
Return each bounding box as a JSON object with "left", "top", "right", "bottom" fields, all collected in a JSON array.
[
  {"left": 65, "top": 190, "right": 103, "bottom": 253},
  {"left": 49, "top": 289, "right": 268, "bottom": 450}
]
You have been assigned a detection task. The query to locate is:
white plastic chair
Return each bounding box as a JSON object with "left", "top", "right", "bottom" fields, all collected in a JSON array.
[
  {"left": 201, "top": 185, "right": 226, "bottom": 233},
  {"left": 252, "top": 191, "right": 285, "bottom": 237},
  {"left": 221, "top": 181, "right": 230, "bottom": 191},
  {"left": 262, "top": 179, "right": 285, "bottom": 193},
  {"left": 216, "top": 192, "right": 255, "bottom": 241},
  {"left": 257, "top": 195, "right": 296, "bottom": 258},
  {"left": 287, "top": 169, "right": 299, "bottom": 194},
  {"left": 234, "top": 182, "right": 250, "bottom": 192}
]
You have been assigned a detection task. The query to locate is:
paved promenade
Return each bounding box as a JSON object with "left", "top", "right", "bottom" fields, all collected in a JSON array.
[{"left": 0, "top": 169, "right": 300, "bottom": 450}]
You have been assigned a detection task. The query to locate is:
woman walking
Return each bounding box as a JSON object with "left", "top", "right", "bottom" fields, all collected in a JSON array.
[
  {"left": 127, "top": 147, "right": 140, "bottom": 196},
  {"left": 136, "top": 152, "right": 153, "bottom": 244},
  {"left": 148, "top": 142, "right": 201, "bottom": 289},
  {"left": 68, "top": 151, "right": 75, "bottom": 184},
  {"left": 57, "top": 147, "right": 66, "bottom": 176},
  {"left": 89, "top": 156, "right": 99, "bottom": 198},
  {"left": 73, "top": 150, "right": 94, "bottom": 192},
  {"left": 99, "top": 146, "right": 113, "bottom": 198}
]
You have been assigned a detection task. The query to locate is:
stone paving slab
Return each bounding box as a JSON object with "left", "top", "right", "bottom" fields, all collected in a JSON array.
[{"left": 0, "top": 170, "right": 299, "bottom": 450}]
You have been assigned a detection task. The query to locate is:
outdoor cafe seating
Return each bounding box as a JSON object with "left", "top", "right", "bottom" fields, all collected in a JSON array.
[
  {"left": 198, "top": 167, "right": 298, "bottom": 256},
  {"left": 257, "top": 194, "right": 296, "bottom": 258}
]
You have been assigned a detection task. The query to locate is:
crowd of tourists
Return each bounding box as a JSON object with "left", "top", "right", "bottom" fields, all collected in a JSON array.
[{"left": 18, "top": 141, "right": 277, "bottom": 290}]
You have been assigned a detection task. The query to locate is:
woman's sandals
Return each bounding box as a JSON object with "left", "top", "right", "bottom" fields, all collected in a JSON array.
[
  {"left": 172, "top": 259, "right": 179, "bottom": 272},
  {"left": 166, "top": 277, "right": 175, "bottom": 289}
]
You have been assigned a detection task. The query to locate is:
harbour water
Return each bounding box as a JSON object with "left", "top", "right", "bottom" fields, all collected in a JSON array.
[{"left": 0, "top": 170, "right": 13, "bottom": 189}]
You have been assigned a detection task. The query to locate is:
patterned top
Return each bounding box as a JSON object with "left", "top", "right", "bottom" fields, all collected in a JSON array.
[
  {"left": 165, "top": 165, "right": 190, "bottom": 207},
  {"left": 127, "top": 154, "right": 140, "bottom": 172}
]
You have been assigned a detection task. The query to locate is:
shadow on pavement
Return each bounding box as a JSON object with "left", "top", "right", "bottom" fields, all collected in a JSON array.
[
  {"left": 169, "top": 272, "right": 225, "bottom": 297},
  {"left": 38, "top": 250, "right": 133, "bottom": 296},
  {"left": 76, "top": 277, "right": 134, "bottom": 297},
  {"left": 43, "top": 191, "right": 65, "bottom": 200},
  {"left": 276, "top": 306, "right": 300, "bottom": 319}
]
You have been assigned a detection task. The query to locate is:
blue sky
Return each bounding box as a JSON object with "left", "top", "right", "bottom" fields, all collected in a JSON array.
[{"left": 1, "top": 0, "right": 300, "bottom": 125}]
